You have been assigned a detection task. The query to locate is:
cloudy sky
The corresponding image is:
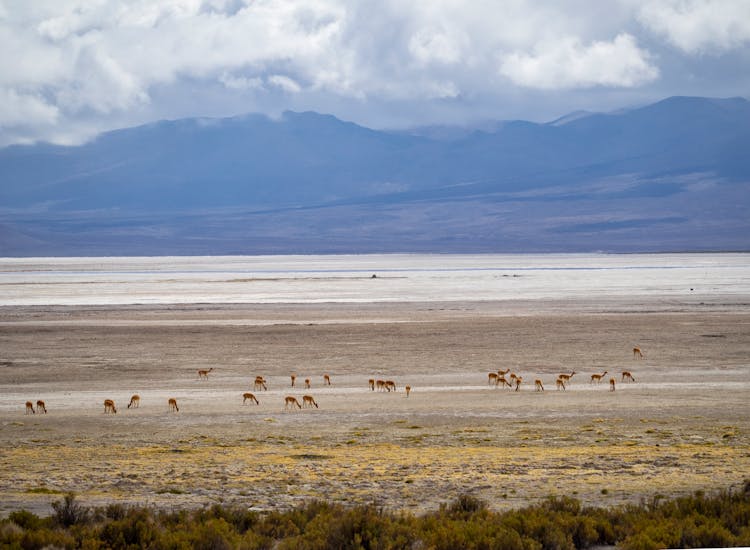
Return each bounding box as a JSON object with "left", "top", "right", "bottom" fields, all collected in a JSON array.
[{"left": 1, "top": 0, "right": 749, "bottom": 146}]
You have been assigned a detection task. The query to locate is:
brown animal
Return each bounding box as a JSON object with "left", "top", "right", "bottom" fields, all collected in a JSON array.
[
  {"left": 302, "top": 395, "right": 319, "bottom": 408},
  {"left": 323, "top": 374, "right": 331, "bottom": 385},
  {"left": 514, "top": 376, "right": 523, "bottom": 391},
  {"left": 633, "top": 347, "right": 644, "bottom": 359},
  {"left": 368, "top": 378, "right": 375, "bottom": 390},
  {"left": 376, "top": 379, "right": 387, "bottom": 392},
  {"left": 285, "top": 396, "right": 302, "bottom": 410},
  {"left": 385, "top": 380, "right": 396, "bottom": 392},
  {"left": 168, "top": 398, "right": 179, "bottom": 412},
  {"left": 104, "top": 399, "right": 117, "bottom": 414},
  {"left": 243, "top": 392, "right": 259, "bottom": 405},
  {"left": 405, "top": 385, "right": 411, "bottom": 397},
  {"left": 556, "top": 377, "right": 566, "bottom": 391},
  {"left": 609, "top": 378, "right": 616, "bottom": 392},
  {"left": 534, "top": 379, "right": 544, "bottom": 392},
  {"left": 557, "top": 371, "right": 576, "bottom": 383},
  {"left": 36, "top": 400, "right": 47, "bottom": 413},
  {"left": 304, "top": 378, "right": 311, "bottom": 389},
  {"left": 621, "top": 371, "right": 636, "bottom": 382},
  {"left": 128, "top": 395, "right": 140, "bottom": 409},
  {"left": 290, "top": 374, "right": 296, "bottom": 387},
  {"left": 488, "top": 372, "right": 498, "bottom": 385},
  {"left": 25, "top": 401, "right": 35, "bottom": 414},
  {"left": 254, "top": 376, "right": 268, "bottom": 391},
  {"left": 590, "top": 371, "right": 608, "bottom": 384},
  {"left": 198, "top": 368, "right": 213, "bottom": 379},
  {"left": 496, "top": 375, "right": 512, "bottom": 388}
]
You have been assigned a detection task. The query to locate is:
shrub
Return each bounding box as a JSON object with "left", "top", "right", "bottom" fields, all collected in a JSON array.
[{"left": 52, "top": 492, "right": 90, "bottom": 527}]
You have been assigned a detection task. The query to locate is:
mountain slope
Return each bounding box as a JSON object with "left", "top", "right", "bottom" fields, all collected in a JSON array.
[{"left": 1, "top": 96, "right": 748, "bottom": 255}]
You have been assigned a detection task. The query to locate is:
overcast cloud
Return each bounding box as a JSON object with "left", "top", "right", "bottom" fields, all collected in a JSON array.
[{"left": 1, "top": 0, "right": 749, "bottom": 146}]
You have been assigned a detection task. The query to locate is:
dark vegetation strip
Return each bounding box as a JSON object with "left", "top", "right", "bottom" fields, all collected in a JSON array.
[{"left": 2, "top": 482, "right": 750, "bottom": 550}]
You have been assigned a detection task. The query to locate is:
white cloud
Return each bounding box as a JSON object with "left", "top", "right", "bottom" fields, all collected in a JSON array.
[
  {"left": 219, "top": 72, "right": 263, "bottom": 91},
  {"left": 0, "top": 87, "right": 59, "bottom": 127},
  {"left": 499, "top": 33, "right": 659, "bottom": 89},
  {"left": 268, "top": 75, "right": 302, "bottom": 94},
  {"left": 638, "top": 0, "right": 750, "bottom": 54}
]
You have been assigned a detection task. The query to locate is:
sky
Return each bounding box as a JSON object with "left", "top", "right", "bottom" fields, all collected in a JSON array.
[{"left": 1, "top": 0, "right": 749, "bottom": 147}]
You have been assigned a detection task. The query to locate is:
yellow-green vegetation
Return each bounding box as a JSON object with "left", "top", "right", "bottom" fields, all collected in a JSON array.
[{"left": 2, "top": 483, "right": 750, "bottom": 550}]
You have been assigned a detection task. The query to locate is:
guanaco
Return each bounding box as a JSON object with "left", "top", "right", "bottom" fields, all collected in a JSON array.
[
  {"left": 385, "top": 380, "right": 396, "bottom": 392},
  {"left": 633, "top": 347, "right": 643, "bottom": 359},
  {"left": 25, "top": 401, "right": 35, "bottom": 414},
  {"left": 243, "top": 392, "right": 259, "bottom": 405},
  {"left": 496, "top": 375, "right": 512, "bottom": 388},
  {"left": 323, "top": 374, "right": 331, "bottom": 385},
  {"left": 128, "top": 395, "right": 140, "bottom": 409},
  {"left": 488, "top": 372, "right": 499, "bottom": 385},
  {"left": 198, "top": 368, "right": 213, "bottom": 379},
  {"left": 254, "top": 376, "right": 268, "bottom": 391},
  {"left": 621, "top": 371, "right": 636, "bottom": 382},
  {"left": 376, "top": 379, "right": 387, "bottom": 392},
  {"left": 556, "top": 377, "right": 566, "bottom": 391},
  {"left": 609, "top": 378, "right": 616, "bottom": 392},
  {"left": 168, "top": 398, "right": 179, "bottom": 412},
  {"left": 36, "top": 400, "right": 47, "bottom": 414},
  {"left": 590, "top": 371, "right": 608, "bottom": 384},
  {"left": 290, "top": 374, "right": 296, "bottom": 387},
  {"left": 514, "top": 376, "right": 523, "bottom": 391},
  {"left": 304, "top": 378, "right": 311, "bottom": 389},
  {"left": 558, "top": 371, "right": 576, "bottom": 383},
  {"left": 302, "top": 395, "right": 319, "bottom": 408},
  {"left": 368, "top": 378, "right": 375, "bottom": 391},
  {"left": 405, "top": 385, "right": 411, "bottom": 397},
  {"left": 285, "top": 396, "right": 302, "bottom": 410},
  {"left": 104, "top": 399, "right": 117, "bottom": 414},
  {"left": 534, "top": 379, "right": 544, "bottom": 392}
]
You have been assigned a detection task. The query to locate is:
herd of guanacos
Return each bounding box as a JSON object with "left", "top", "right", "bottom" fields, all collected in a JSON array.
[{"left": 22, "top": 347, "right": 644, "bottom": 415}]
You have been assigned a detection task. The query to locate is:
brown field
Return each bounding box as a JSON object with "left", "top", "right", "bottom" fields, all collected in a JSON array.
[{"left": 1, "top": 300, "right": 749, "bottom": 517}]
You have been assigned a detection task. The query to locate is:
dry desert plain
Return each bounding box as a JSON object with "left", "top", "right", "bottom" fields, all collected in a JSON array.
[{"left": 1, "top": 298, "right": 749, "bottom": 517}]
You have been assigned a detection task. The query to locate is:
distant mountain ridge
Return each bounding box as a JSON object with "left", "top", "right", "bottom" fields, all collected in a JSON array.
[{"left": 1, "top": 96, "right": 749, "bottom": 255}]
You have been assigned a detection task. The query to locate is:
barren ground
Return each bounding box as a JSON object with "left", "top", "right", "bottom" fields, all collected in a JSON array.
[{"left": 1, "top": 301, "right": 748, "bottom": 516}]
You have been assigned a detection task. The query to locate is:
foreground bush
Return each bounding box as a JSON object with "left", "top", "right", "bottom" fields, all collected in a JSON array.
[{"left": 1, "top": 483, "right": 749, "bottom": 549}]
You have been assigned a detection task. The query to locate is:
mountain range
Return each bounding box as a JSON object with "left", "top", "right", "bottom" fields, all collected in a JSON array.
[{"left": 1, "top": 95, "right": 749, "bottom": 255}]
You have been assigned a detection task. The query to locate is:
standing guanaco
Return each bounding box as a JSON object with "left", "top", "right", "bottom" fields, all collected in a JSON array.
[
  {"left": 534, "top": 379, "right": 544, "bottom": 392},
  {"left": 609, "top": 378, "right": 616, "bottom": 392},
  {"left": 555, "top": 378, "right": 566, "bottom": 391},
  {"left": 198, "top": 368, "right": 213, "bottom": 379},
  {"left": 405, "top": 385, "right": 411, "bottom": 397},
  {"left": 590, "top": 371, "right": 608, "bottom": 384}
]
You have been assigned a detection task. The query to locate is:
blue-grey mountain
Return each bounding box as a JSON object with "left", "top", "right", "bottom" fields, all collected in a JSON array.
[{"left": 1, "top": 96, "right": 748, "bottom": 255}]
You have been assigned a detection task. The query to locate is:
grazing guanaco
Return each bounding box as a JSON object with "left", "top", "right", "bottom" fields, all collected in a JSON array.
[
  {"left": 168, "top": 398, "right": 179, "bottom": 412},
  {"left": 127, "top": 395, "right": 140, "bottom": 409},
  {"left": 385, "top": 380, "right": 396, "bottom": 392},
  {"left": 243, "top": 392, "right": 259, "bottom": 405},
  {"left": 284, "top": 396, "right": 302, "bottom": 410},
  {"left": 509, "top": 373, "right": 518, "bottom": 384},
  {"left": 25, "top": 401, "right": 35, "bottom": 414},
  {"left": 633, "top": 347, "right": 643, "bottom": 359},
  {"left": 290, "top": 374, "right": 296, "bottom": 387},
  {"left": 198, "top": 367, "right": 213, "bottom": 379},
  {"left": 405, "top": 385, "right": 411, "bottom": 397},
  {"left": 590, "top": 371, "right": 608, "bottom": 384},
  {"left": 534, "top": 379, "right": 544, "bottom": 392},
  {"left": 556, "top": 377, "right": 566, "bottom": 391},
  {"left": 621, "top": 371, "right": 636, "bottom": 382},
  {"left": 558, "top": 371, "right": 576, "bottom": 383},
  {"left": 609, "top": 378, "right": 616, "bottom": 392},
  {"left": 488, "top": 372, "right": 499, "bottom": 385},
  {"left": 376, "top": 379, "right": 387, "bottom": 392},
  {"left": 254, "top": 376, "right": 268, "bottom": 391},
  {"left": 323, "top": 374, "right": 331, "bottom": 385},
  {"left": 36, "top": 400, "right": 47, "bottom": 414},
  {"left": 514, "top": 376, "right": 523, "bottom": 392},
  {"left": 104, "top": 399, "right": 117, "bottom": 414},
  {"left": 368, "top": 378, "right": 375, "bottom": 391},
  {"left": 302, "top": 395, "right": 319, "bottom": 408},
  {"left": 304, "top": 378, "right": 311, "bottom": 389},
  {"left": 495, "top": 375, "right": 512, "bottom": 388}
]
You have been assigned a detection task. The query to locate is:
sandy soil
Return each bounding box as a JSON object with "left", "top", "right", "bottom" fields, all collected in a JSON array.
[{"left": 1, "top": 300, "right": 749, "bottom": 517}]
